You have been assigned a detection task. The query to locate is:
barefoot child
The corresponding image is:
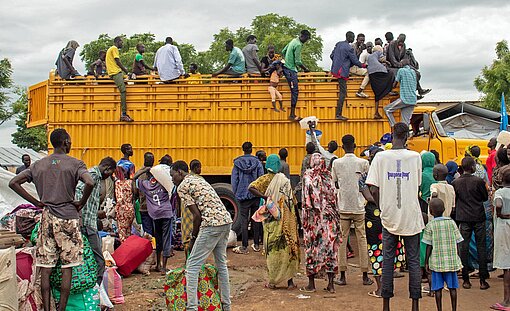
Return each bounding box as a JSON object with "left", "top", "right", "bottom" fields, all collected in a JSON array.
[
  {"left": 423, "top": 198, "right": 463, "bottom": 311},
  {"left": 267, "top": 60, "right": 285, "bottom": 112},
  {"left": 491, "top": 166, "right": 510, "bottom": 310}
]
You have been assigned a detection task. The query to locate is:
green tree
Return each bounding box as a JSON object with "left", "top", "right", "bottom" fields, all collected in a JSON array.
[
  {"left": 80, "top": 33, "right": 197, "bottom": 74},
  {"left": 0, "top": 58, "right": 19, "bottom": 125},
  {"left": 11, "top": 87, "right": 48, "bottom": 151},
  {"left": 474, "top": 40, "right": 510, "bottom": 111},
  {"left": 203, "top": 14, "right": 324, "bottom": 72}
]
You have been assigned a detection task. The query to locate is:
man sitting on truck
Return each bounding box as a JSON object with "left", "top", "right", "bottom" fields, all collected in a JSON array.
[
  {"left": 132, "top": 43, "right": 154, "bottom": 76},
  {"left": 154, "top": 37, "right": 187, "bottom": 84},
  {"left": 106, "top": 36, "right": 133, "bottom": 122},
  {"left": 281, "top": 30, "right": 311, "bottom": 121},
  {"left": 87, "top": 50, "right": 106, "bottom": 78},
  {"left": 212, "top": 39, "right": 246, "bottom": 77}
]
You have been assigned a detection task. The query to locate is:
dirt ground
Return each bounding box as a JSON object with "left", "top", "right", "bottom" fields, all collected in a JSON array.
[{"left": 116, "top": 236, "right": 502, "bottom": 311}]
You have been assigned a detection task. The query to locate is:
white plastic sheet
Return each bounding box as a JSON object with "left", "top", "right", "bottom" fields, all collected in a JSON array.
[{"left": 0, "top": 169, "right": 38, "bottom": 218}]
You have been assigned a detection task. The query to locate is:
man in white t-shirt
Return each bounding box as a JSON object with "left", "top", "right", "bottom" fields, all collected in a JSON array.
[
  {"left": 331, "top": 134, "right": 372, "bottom": 286},
  {"left": 366, "top": 122, "right": 424, "bottom": 311}
]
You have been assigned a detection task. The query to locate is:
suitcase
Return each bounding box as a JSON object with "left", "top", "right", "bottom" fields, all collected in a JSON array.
[{"left": 112, "top": 235, "right": 152, "bottom": 277}]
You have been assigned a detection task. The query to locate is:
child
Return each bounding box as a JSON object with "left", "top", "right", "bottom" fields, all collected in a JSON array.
[
  {"left": 132, "top": 43, "right": 154, "bottom": 76},
  {"left": 88, "top": 50, "right": 107, "bottom": 77},
  {"left": 423, "top": 198, "right": 463, "bottom": 311},
  {"left": 134, "top": 167, "right": 175, "bottom": 274},
  {"left": 491, "top": 166, "right": 510, "bottom": 311},
  {"left": 430, "top": 164, "right": 456, "bottom": 219},
  {"left": 187, "top": 63, "right": 201, "bottom": 84},
  {"left": 267, "top": 60, "right": 285, "bottom": 112}
]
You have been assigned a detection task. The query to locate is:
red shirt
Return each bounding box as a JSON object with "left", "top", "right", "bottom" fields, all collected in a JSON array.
[{"left": 486, "top": 149, "right": 497, "bottom": 184}]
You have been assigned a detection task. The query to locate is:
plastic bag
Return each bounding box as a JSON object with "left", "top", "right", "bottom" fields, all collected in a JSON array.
[
  {"left": 97, "top": 283, "right": 114, "bottom": 308},
  {"left": 102, "top": 236, "right": 115, "bottom": 255},
  {"left": 227, "top": 230, "right": 237, "bottom": 248},
  {"left": 52, "top": 286, "right": 100, "bottom": 311},
  {"left": 150, "top": 164, "right": 174, "bottom": 193},
  {"left": 102, "top": 266, "right": 124, "bottom": 304},
  {"left": 103, "top": 251, "right": 116, "bottom": 267},
  {"left": 137, "top": 250, "right": 156, "bottom": 275}
]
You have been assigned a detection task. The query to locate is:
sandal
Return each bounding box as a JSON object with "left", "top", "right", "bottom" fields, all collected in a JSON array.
[
  {"left": 299, "top": 287, "right": 316, "bottom": 293},
  {"left": 251, "top": 244, "right": 261, "bottom": 252},
  {"left": 491, "top": 303, "right": 510, "bottom": 311},
  {"left": 323, "top": 287, "right": 336, "bottom": 294},
  {"left": 264, "top": 283, "right": 277, "bottom": 290},
  {"left": 363, "top": 278, "right": 374, "bottom": 286},
  {"left": 368, "top": 291, "right": 382, "bottom": 298},
  {"left": 288, "top": 115, "right": 303, "bottom": 122},
  {"left": 232, "top": 246, "right": 249, "bottom": 254}
]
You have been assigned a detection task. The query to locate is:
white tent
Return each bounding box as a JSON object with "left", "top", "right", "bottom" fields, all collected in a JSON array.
[{"left": 0, "top": 169, "right": 38, "bottom": 218}]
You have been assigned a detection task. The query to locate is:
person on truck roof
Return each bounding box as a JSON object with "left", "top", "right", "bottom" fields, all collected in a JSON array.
[
  {"left": 132, "top": 43, "right": 154, "bottom": 76},
  {"left": 55, "top": 40, "right": 80, "bottom": 80},
  {"left": 349, "top": 33, "right": 371, "bottom": 99},
  {"left": 260, "top": 45, "right": 281, "bottom": 75},
  {"left": 330, "top": 31, "right": 366, "bottom": 121},
  {"left": 232, "top": 142, "right": 264, "bottom": 254},
  {"left": 212, "top": 39, "right": 246, "bottom": 77},
  {"left": 367, "top": 44, "right": 395, "bottom": 119},
  {"left": 106, "top": 36, "right": 133, "bottom": 122},
  {"left": 384, "top": 59, "right": 418, "bottom": 127},
  {"left": 386, "top": 34, "right": 431, "bottom": 97},
  {"left": 87, "top": 50, "right": 106, "bottom": 78},
  {"left": 242, "top": 35, "right": 263, "bottom": 75},
  {"left": 282, "top": 30, "right": 311, "bottom": 122},
  {"left": 154, "top": 37, "right": 187, "bottom": 84}
]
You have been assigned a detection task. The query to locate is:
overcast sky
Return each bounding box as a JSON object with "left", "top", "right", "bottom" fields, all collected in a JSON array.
[{"left": 0, "top": 0, "right": 509, "bottom": 147}]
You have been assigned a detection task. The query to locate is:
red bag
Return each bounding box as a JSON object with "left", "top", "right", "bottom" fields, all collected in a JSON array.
[{"left": 112, "top": 235, "right": 152, "bottom": 277}]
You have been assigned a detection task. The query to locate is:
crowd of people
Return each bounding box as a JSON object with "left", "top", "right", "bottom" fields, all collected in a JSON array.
[
  {"left": 9, "top": 123, "right": 509, "bottom": 311},
  {"left": 55, "top": 30, "right": 430, "bottom": 124}
]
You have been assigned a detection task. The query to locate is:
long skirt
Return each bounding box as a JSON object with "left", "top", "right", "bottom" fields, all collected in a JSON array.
[{"left": 369, "top": 71, "right": 395, "bottom": 101}]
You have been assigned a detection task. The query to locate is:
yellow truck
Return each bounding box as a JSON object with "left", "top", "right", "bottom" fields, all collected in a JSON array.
[{"left": 27, "top": 72, "right": 489, "bottom": 228}]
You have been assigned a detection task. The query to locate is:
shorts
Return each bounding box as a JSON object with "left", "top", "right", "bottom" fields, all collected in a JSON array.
[
  {"left": 431, "top": 271, "right": 458, "bottom": 291},
  {"left": 36, "top": 209, "right": 83, "bottom": 268}
]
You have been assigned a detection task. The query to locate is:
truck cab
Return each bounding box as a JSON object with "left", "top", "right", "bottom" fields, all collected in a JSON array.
[{"left": 408, "top": 106, "right": 489, "bottom": 163}]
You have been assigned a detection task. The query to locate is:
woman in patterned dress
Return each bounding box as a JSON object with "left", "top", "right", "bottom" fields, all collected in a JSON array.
[
  {"left": 249, "top": 154, "right": 300, "bottom": 290},
  {"left": 114, "top": 166, "right": 134, "bottom": 242},
  {"left": 301, "top": 153, "right": 341, "bottom": 293}
]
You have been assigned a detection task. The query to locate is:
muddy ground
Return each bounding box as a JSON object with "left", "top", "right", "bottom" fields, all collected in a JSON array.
[{"left": 116, "top": 235, "right": 502, "bottom": 311}]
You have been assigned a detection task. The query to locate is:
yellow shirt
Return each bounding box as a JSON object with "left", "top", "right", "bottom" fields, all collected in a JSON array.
[
  {"left": 106, "top": 46, "right": 122, "bottom": 76},
  {"left": 187, "top": 73, "right": 201, "bottom": 84}
]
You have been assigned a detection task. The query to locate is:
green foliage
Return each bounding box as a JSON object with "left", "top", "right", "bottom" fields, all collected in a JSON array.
[
  {"left": 474, "top": 40, "right": 510, "bottom": 111},
  {"left": 0, "top": 58, "right": 16, "bottom": 125},
  {"left": 204, "top": 14, "right": 323, "bottom": 72},
  {"left": 79, "top": 14, "right": 323, "bottom": 74},
  {"left": 11, "top": 87, "right": 47, "bottom": 151}
]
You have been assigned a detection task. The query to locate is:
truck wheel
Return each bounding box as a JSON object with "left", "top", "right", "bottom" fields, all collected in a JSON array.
[{"left": 212, "top": 183, "right": 242, "bottom": 235}]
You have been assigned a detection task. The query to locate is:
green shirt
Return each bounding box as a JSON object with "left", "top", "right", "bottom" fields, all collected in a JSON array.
[
  {"left": 281, "top": 38, "right": 304, "bottom": 72},
  {"left": 227, "top": 47, "right": 246, "bottom": 74},
  {"left": 135, "top": 53, "right": 143, "bottom": 62},
  {"left": 422, "top": 217, "right": 463, "bottom": 272},
  {"left": 75, "top": 166, "right": 102, "bottom": 230}
]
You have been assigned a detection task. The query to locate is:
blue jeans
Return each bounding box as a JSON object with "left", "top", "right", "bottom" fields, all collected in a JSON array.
[
  {"left": 186, "top": 224, "right": 231, "bottom": 311},
  {"left": 282, "top": 67, "right": 299, "bottom": 109},
  {"left": 382, "top": 228, "right": 422, "bottom": 300}
]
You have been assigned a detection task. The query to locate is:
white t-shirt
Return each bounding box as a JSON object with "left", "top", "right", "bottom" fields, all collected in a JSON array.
[
  {"left": 365, "top": 149, "right": 424, "bottom": 236},
  {"left": 331, "top": 154, "right": 369, "bottom": 214},
  {"left": 359, "top": 50, "right": 370, "bottom": 65}
]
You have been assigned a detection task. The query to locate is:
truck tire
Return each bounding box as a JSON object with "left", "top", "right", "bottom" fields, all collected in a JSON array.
[{"left": 212, "top": 183, "right": 242, "bottom": 235}]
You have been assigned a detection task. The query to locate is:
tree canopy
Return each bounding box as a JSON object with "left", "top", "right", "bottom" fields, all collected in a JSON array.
[
  {"left": 79, "top": 14, "right": 324, "bottom": 74},
  {"left": 474, "top": 40, "right": 510, "bottom": 111},
  {"left": 0, "top": 58, "right": 19, "bottom": 126}
]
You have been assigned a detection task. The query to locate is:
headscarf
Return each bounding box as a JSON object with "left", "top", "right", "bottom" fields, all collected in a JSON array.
[
  {"left": 265, "top": 154, "right": 281, "bottom": 173},
  {"left": 445, "top": 161, "right": 458, "bottom": 184},
  {"left": 373, "top": 45, "right": 383, "bottom": 53},
  {"left": 420, "top": 152, "right": 437, "bottom": 201},
  {"left": 64, "top": 40, "right": 79, "bottom": 53}
]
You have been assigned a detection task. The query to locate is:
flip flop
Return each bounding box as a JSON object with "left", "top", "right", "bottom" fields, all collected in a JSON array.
[
  {"left": 264, "top": 283, "right": 277, "bottom": 290},
  {"left": 323, "top": 288, "right": 336, "bottom": 294},
  {"left": 299, "top": 287, "right": 316, "bottom": 293},
  {"left": 491, "top": 303, "right": 510, "bottom": 311},
  {"left": 251, "top": 244, "right": 261, "bottom": 252},
  {"left": 363, "top": 278, "right": 374, "bottom": 286},
  {"left": 368, "top": 291, "right": 382, "bottom": 298},
  {"left": 232, "top": 246, "right": 249, "bottom": 254}
]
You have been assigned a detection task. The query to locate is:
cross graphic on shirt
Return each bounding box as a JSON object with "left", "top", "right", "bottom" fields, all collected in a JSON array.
[{"left": 396, "top": 160, "right": 402, "bottom": 209}]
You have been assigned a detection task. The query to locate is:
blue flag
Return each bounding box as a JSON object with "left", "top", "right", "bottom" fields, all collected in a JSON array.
[{"left": 501, "top": 93, "right": 508, "bottom": 131}]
